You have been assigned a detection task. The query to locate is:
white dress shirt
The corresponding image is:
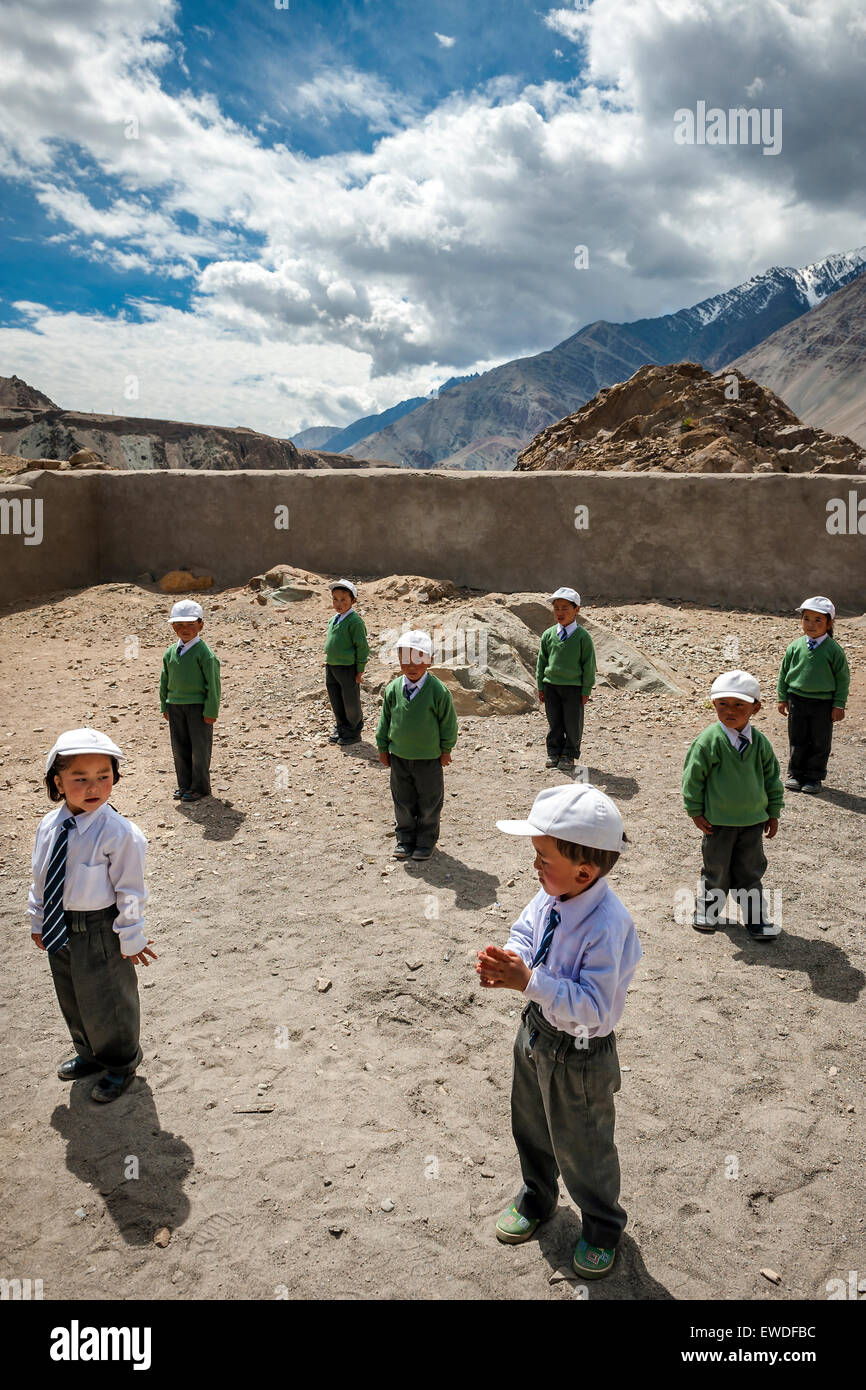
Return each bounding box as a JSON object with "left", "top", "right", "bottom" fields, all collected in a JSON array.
[
  {"left": 176, "top": 635, "right": 201, "bottom": 656},
  {"left": 29, "top": 802, "right": 149, "bottom": 955},
  {"left": 719, "top": 720, "right": 752, "bottom": 748},
  {"left": 504, "top": 878, "right": 642, "bottom": 1037},
  {"left": 557, "top": 620, "right": 578, "bottom": 640},
  {"left": 402, "top": 671, "right": 429, "bottom": 700}
]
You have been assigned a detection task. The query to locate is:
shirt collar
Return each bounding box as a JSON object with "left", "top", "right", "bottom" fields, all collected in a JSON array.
[
  {"left": 549, "top": 875, "right": 609, "bottom": 923},
  {"left": 805, "top": 632, "right": 828, "bottom": 647},
  {"left": 403, "top": 671, "right": 429, "bottom": 695},
  {"left": 61, "top": 800, "right": 109, "bottom": 831},
  {"left": 718, "top": 720, "right": 752, "bottom": 746},
  {"left": 557, "top": 620, "right": 578, "bottom": 639},
  {"left": 177, "top": 634, "right": 201, "bottom": 655},
  {"left": 332, "top": 609, "right": 352, "bottom": 624}
]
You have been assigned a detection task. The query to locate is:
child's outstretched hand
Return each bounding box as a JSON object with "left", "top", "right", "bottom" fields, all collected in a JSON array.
[
  {"left": 124, "top": 940, "right": 158, "bottom": 966},
  {"left": 476, "top": 945, "right": 531, "bottom": 991},
  {"left": 764, "top": 818, "right": 779, "bottom": 839}
]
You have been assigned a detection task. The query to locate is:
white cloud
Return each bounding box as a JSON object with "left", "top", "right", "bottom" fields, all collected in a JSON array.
[
  {"left": 1, "top": 0, "right": 865, "bottom": 430},
  {"left": 434, "top": 33, "right": 457, "bottom": 49}
]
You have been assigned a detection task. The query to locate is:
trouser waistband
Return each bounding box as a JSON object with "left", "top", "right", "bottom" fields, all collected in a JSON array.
[
  {"left": 63, "top": 905, "right": 119, "bottom": 933},
  {"left": 522, "top": 999, "right": 614, "bottom": 1052}
]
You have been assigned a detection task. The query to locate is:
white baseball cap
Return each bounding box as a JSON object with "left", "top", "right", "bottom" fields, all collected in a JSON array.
[
  {"left": 394, "top": 629, "right": 433, "bottom": 660},
  {"left": 168, "top": 600, "right": 204, "bottom": 622},
  {"left": 497, "top": 784, "right": 627, "bottom": 854},
  {"left": 550, "top": 587, "right": 581, "bottom": 606},
  {"left": 330, "top": 578, "right": 358, "bottom": 598},
  {"left": 796, "top": 595, "right": 835, "bottom": 619},
  {"left": 710, "top": 669, "right": 760, "bottom": 703},
  {"left": 45, "top": 727, "right": 125, "bottom": 775}
]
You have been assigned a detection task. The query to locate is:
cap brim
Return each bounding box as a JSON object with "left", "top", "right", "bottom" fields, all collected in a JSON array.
[{"left": 495, "top": 818, "right": 544, "bottom": 836}]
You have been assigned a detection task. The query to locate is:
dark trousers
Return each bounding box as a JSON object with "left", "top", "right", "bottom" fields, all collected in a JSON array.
[
  {"left": 389, "top": 754, "right": 444, "bottom": 850},
  {"left": 48, "top": 907, "right": 142, "bottom": 1076},
  {"left": 167, "top": 702, "right": 213, "bottom": 794},
  {"left": 787, "top": 693, "right": 834, "bottom": 783},
  {"left": 543, "top": 682, "right": 584, "bottom": 760},
  {"left": 511, "top": 1001, "right": 626, "bottom": 1248},
  {"left": 698, "top": 822, "right": 770, "bottom": 926},
  {"left": 325, "top": 663, "right": 363, "bottom": 738}
]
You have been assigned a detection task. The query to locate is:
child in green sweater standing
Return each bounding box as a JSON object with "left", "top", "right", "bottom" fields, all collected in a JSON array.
[
  {"left": 536, "top": 587, "right": 596, "bottom": 773},
  {"left": 325, "top": 579, "right": 370, "bottom": 746},
  {"left": 376, "top": 630, "right": 458, "bottom": 861},
  {"left": 777, "top": 596, "right": 850, "bottom": 795},
  {"left": 682, "top": 670, "right": 783, "bottom": 942},
  {"left": 160, "top": 600, "right": 221, "bottom": 801}
]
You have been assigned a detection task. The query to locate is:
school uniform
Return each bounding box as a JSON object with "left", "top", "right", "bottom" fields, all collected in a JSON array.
[
  {"left": 777, "top": 634, "right": 850, "bottom": 784},
  {"left": 29, "top": 802, "right": 148, "bottom": 1076},
  {"left": 536, "top": 621, "right": 596, "bottom": 761},
  {"left": 682, "top": 721, "right": 783, "bottom": 928},
  {"left": 375, "top": 672, "right": 458, "bottom": 851},
  {"left": 324, "top": 608, "right": 370, "bottom": 739},
  {"left": 504, "top": 878, "right": 642, "bottom": 1249},
  {"left": 160, "top": 635, "right": 221, "bottom": 794}
]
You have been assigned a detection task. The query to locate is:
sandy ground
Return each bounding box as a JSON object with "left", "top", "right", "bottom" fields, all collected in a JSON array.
[{"left": 1, "top": 575, "right": 864, "bottom": 1302}]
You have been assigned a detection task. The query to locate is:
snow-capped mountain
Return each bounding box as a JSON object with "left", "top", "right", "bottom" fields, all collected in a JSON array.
[{"left": 342, "top": 246, "right": 866, "bottom": 469}]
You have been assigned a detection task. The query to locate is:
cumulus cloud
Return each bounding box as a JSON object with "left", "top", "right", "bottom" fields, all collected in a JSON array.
[
  {"left": 434, "top": 33, "right": 457, "bottom": 48},
  {"left": 0, "top": 0, "right": 864, "bottom": 428}
]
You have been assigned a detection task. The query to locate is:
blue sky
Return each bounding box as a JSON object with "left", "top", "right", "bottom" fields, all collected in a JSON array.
[{"left": 0, "top": 0, "right": 864, "bottom": 434}]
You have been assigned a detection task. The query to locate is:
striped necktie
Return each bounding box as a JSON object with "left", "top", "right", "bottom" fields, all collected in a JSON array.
[
  {"left": 532, "top": 906, "right": 561, "bottom": 967},
  {"left": 403, "top": 681, "right": 417, "bottom": 699},
  {"left": 736, "top": 733, "right": 749, "bottom": 756},
  {"left": 557, "top": 626, "right": 568, "bottom": 642},
  {"left": 806, "top": 637, "right": 819, "bottom": 651},
  {"left": 41, "top": 815, "right": 76, "bottom": 955}
]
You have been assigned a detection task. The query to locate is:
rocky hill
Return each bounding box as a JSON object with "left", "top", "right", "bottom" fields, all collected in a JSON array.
[
  {"left": 0, "top": 377, "right": 395, "bottom": 471},
  {"left": 730, "top": 271, "right": 866, "bottom": 448},
  {"left": 514, "top": 362, "right": 866, "bottom": 474},
  {"left": 342, "top": 247, "right": 866, "bottom": 470}
]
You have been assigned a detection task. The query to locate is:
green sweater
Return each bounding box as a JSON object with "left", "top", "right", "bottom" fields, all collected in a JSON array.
[
  {"left": 376, "top": 674, "right": 458, "bottom": 759},
  {"left": 536, "top": 624, "right": 596, "bottom": 693},
  {"left": 682, "top": 723, "right": 783, "bottom": 825},
  {"left": 160, "top": 640, "right": 221, "bottom": 719},
  {"left": 324, "top": 609, "right": 370, "bottom": 670},
  {"left": 777, "top": 635, "right": 850, "bottom": 707}
]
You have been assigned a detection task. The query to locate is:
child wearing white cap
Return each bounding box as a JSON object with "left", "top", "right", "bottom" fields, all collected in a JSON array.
[
  {"left": 476, "top": 784, "right": 640, "bottom": 1278},
  {"left": 375, "top": 630, "right": 458, "bottom": 860},
  {"left": 536, "top": 588, "right": 596, "bottom": 773},
  {"left": 28, "top": 728, "right": 155, "bottom": 1104},
  {"left": 682, "top": 670, "right": 784, "bottom": 941},
  {"left": 777, "top": 597, "right": 850, "bottom": 794},
  {"left": 324, "top": 579, "right": 370, "bottom": 746},
  {"left": 159, "top": 600, "right": 221, "bottom": 801}
]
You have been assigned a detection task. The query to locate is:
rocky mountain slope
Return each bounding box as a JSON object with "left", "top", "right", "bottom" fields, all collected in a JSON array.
[
  {"left": 342, "top": 247, "right": 866, "bottom": 470},
  {"left": 730, "top": 271, "right": 866, "bottom": 447},
  {"left": 0, "top": 378, "right": 394, "bottom": 471},
  {"left": 515, "top": 362, "right": 866, "bottom": 474}
]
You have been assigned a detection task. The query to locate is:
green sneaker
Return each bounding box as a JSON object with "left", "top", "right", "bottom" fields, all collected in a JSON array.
[
  {"left": 572, "top": 1238, "right": 616, "bottom": 1278},
  {"left": 495, "top": 1203, "right": 540, "bottom": 1244}
]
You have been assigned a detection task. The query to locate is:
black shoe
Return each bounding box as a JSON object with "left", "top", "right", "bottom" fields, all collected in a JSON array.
[
  {"left": 328, "top": 732, "right": 341, "bottom": 743},
  {"left": 91, "top": 1072, "right": 135, "bottom": 1104},
  {"left": 745, "top": 922, "right": 781, "bottom": 941},
  {"left": 392, "top": 844, "right": 413, "bottom": 860},
  {"left": 338, "top": 735, "right": 361, "bottom": 745},
  {"left": 411, "top": 847, "right": 433, "bottom": 861},
  {"left": 173, "top": 788, "right": 189, "bottom": 800},
  {"left": 58, "top": 1056, "right": 102, "bottom": 1081},
  {"left": 692, "top": 916, "right": 717, "bottom": 934}
]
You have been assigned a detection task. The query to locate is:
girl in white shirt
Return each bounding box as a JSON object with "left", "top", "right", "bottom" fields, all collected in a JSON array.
[{"left": 29, "top": 728, "right": 156, "bottom": 1104}]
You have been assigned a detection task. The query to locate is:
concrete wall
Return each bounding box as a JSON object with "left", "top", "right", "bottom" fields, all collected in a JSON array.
[{"left": 2, "top": 468, "right": 864, "bottom": 612}]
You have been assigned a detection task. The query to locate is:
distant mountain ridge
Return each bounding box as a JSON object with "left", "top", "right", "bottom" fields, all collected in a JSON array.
[
  {"left": 730, "top": 271, "right": 866, "bottom": 447},
  {"left": 341, "top": 246, "right": 866, "bottom": 469}
]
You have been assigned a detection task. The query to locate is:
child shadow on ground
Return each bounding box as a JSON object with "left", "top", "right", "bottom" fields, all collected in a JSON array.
[
  {"left": 176, "top": 798, "right": 246, "bottom": 841},
  {"left": 816, "top": 786, "right": 866, "bottom": 815},
  {"left": 536, "top": 1210, "right": 674, "bottom": 1300},
  {"left": 50, "top": 1078, "right": 193, "bottom": 1245},
  {"left": 401, "top": 847, "right": 501, "bottom": 909},
  {"left": 715, "top": 922, "right": 866, "bottom": 1002}
]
